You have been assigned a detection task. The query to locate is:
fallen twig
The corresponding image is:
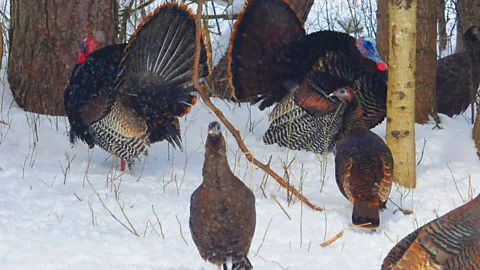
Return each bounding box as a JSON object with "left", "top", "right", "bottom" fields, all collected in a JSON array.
[
  {"left": 320, "top": 223, "right": 372, "bottom": 248},
  {"left": 192, "top": 0, "right": 323, "bottom": 212}
]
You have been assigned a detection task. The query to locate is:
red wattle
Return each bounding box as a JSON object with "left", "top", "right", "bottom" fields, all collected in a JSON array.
[
  {"left": 120, "top": 160, "right": 126, "bottom": 171},
  {"left": 78, "top": 54, "right": 86, "bottom": 64},
  {"left": 377, "top": 62, "right": 388, "bottom": 71}
]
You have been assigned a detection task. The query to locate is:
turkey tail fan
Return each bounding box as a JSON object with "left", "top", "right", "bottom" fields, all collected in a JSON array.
[
  {"left": 352, "top": 202, "right": 380, "bottom": 229},
  {"left": 147, "top": 118, "right": 182, "bottom": 150},
  {"left": 116, "top": 3, "right": 208, "bottom": 146},
  {"left": 232, "top": 256, "right": 253, "bottom": 270},
  {"left": 228, "top": 0, "right": 305, "bottom": 108},
  {"left": 354, "top": 71, "right": 388, "bottom": 129}
]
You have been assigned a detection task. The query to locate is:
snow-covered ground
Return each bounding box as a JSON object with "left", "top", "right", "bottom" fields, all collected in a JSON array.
[
  {"left": 0, "top": 64, "right": 479, "bottom": 270},
  {"left": 0, "top": 0, "right": 477, "bottom": 269}
]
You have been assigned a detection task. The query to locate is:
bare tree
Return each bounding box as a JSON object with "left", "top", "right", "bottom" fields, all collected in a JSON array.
[
  {"left": 8, "top": 0, "right": 118, "bottom": 116},
  {"left": 377, "top": 0, "right": 440, "bottom": 125},
  {"left": 376, "top": 0, "right": 389, "bottom": 61},
  {"left": 455, "top": 0, "right": 480, "bottom": 53},
  {"left": 386, "top": 0, "right": 417, "bottom": 188},
  {"left": 415, "top": 0, "right": 439, "bottom": 124}
]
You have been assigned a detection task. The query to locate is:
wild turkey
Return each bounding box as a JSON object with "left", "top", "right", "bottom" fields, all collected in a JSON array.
[
  {"left": 330, "top": 87, "right": 393, "bottom": 229},
  {"left": 382, "top": 194, "right": 480, "bottom": 270},
  {"left": 64, "top": 3, "right": 209, "bottom": 170},
  {"left": 436, "top": 25, "right": 480, "bottom": 117},
  {"left": 190, "top": 122, "right": 256, "bottom": 270},
  {"left": 228, "top": 0, "right": 387, "bottom": 154}
]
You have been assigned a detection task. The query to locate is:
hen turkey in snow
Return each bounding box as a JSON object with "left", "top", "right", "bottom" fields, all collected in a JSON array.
[
  {"left": 382, "top": 194, "right": 480, "bottom": 270},
  {"left": 189, "top": 122, "right": 256, "bottom": 270},
  {"left": 330, "top": 87, "right": 393, "bottom": 229},
  {"left": 228, "top": 0, "right": 387, "bottom": 154},
  {"left": 436, "top": 25, "right": 480, "bottom": 117},
  {"left": 64, "top": 3, "right": 209, "bottom": 170}
]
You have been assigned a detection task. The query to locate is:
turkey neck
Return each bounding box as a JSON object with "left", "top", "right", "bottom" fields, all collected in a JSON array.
[
  {"left": 202, "top": 134, "right": 232, "bottom": 190},
  {"left": 342, "top": 97, "right": 366, "bottom": 132}
]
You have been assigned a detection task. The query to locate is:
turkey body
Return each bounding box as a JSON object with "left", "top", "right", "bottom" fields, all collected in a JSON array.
[
  {"left": 228, "top": 0, "right": 387, "bottom": 154},
  {"left": 335, "top": 128, "right": 393, "bottom": 229},
  {"left": 436, "top": 25, "right": 480, "bottom": 117},
  {"left": 64, "top": 43, "right": 126, "bottom": 148},
  {"left": 382, "top": 194, "right": 480, "bottom": 270},
  {"left": 332, "top": 87, "right": 393, "bottom": 229},
  {"left": 64, "top": 3, "right": 209, "bottom": 168},
  {"left": 190, "top": 122, "right": 256, "bottom": 270}
]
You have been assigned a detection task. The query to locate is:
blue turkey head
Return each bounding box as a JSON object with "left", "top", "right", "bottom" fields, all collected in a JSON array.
[
  {"left": 329, "top": 87, "right": 355, "bottom": 103},
  {"left": 356, "top": 37, "right": 387, "bottom": 71}
]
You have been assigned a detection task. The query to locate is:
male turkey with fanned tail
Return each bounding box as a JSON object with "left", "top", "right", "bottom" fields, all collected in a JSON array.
[
  {"left": 382, "top": 194, "right": 480, "bottom": 270},
  {"left": 329, "top": 87, "right": 393, "bottom": 230},
  {"left": 190, "top": 122, "right": 256, "bottom": 270},
  {"left": 64, "top": 3, "right": 209, "bottom": 171},
  {"left": 228, "top": 0, "right": 387, "bottom": 154}
]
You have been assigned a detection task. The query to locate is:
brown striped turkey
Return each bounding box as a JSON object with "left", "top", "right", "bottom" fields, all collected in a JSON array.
[
  {"left": 228, "top": 0, "right": 387, "bottom": 154},
  {"left": 330, "top": 87, "right": 393, "bottom": 229},
  {"left": 436, "top": 25, "right": 480, "bottom": 117},
  {"left": 382, "top": 194, "right": 480, "bottom": 270},
  {"left": 190, "top": 122, "right": 256, "bottom": 270},
  {"left": 64, "top": 3, "right": 209, "bottom": 170}
]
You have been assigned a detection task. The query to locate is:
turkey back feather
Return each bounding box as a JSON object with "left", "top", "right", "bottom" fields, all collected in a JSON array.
[
  {"left": 116, "top": 3, "right": 209, "bottom": 147},
  {"left": 382, "top": 194, "right": 480, "bottom": 269},
  {"left": 228, "top": 0, "right": 305, "bottom": 106},
  {"left": 64, "top": 44, "right": 126, "bottom": 146}
]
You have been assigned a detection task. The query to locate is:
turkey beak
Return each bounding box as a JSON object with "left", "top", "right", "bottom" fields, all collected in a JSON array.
[
  {"left": 80, "top": 38, "right": 87, "bottom": 55},
  {"left": 328, "top": 92, "right": 341, "bottom": 104}
]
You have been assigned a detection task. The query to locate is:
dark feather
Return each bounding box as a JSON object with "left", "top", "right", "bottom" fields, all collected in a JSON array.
[{"left": 229, "top": 0, "right": 305, "bottom": 104}]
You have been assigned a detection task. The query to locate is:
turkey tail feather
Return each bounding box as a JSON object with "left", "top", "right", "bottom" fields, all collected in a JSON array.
[
  {"left": 229, "top": 0, "right": 305, "bottom": 106},
  {"left": 232, "top": 256, "right": 253, "bottom": 270},
  {"left": 352, "top": 202, "right": 380, "bottom": 229},
  {"left": 116, "top": 3, "right": 209, "bottom": 146}
]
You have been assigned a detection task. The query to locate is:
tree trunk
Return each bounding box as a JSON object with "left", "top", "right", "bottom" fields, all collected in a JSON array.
[
  {"left": 415, "top": 0, "right": 438, "bottom": 124},
  {"left": 376, "top": 0, "right": 389, "bottom": 62},
  {"left": 455, "top": 0, "right": 480, "bottom": 53},
  {"left": 207, "top": 0, "right": 314, "bottom": 99},
  {"left": 386, "top": 0, "right": 417, "bottom": 189},
  {"left": 378, "top": 0, "right": 439, "bottom": 125},
  {"left": 8, "top": 0, "right": 118, "bottom": 116},
  {"left": 474, "top": 104, "right": 480, "bottom": 158}
]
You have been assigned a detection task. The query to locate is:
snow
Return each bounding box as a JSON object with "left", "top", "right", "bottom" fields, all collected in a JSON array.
[
  {"left": 0, "top": 0, "right": 478, "bottom": 269},
  {"left": 0, "top": 63, "right": 479, "bottom": 270}
]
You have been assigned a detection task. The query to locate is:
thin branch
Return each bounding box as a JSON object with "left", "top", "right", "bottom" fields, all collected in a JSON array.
[{"left": 192, "top": 0, "right": 323, "bottom": 212}]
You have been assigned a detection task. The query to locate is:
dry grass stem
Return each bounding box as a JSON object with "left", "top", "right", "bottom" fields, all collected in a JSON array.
[
  {"left": 254, "top": 217, "right": 273, "bottom": 257},
  {"left": 86, "top": 176, "right": 139, "bottom": 237},
  {"left": 175, "top": 215, "right": 188, "bottom": 246},
  {"left": 151, "top": 204, "right": 166, "bottom": 239}
]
